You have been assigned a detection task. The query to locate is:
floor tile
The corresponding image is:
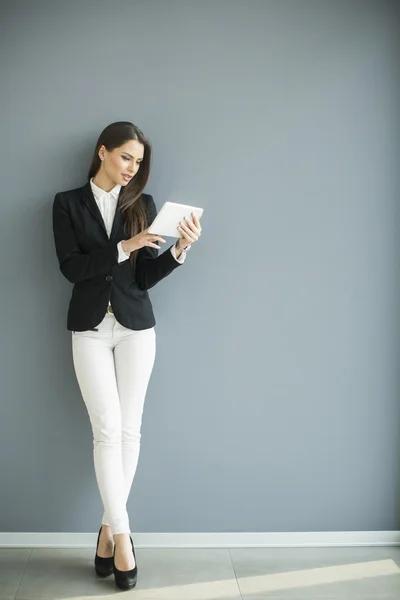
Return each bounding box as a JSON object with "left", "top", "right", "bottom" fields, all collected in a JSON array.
[
  {"left": 15, "top": 547, "right": 241, "bottom": 600},
  {"left": 119, "top": 548, "right": 241, "bottom": 599},
  {"left": 0, "top": 549, "right": 31, "bottom": 600},
  {"left": 229, "top": 547, "right": 400, "bottom": 598},
  {"left": 15, "top": 549, "right": 113, "bottom": 599}
]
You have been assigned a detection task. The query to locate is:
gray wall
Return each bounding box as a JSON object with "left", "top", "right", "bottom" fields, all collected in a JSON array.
[{"left": 1, "top": 0, "right": 399, "bottom": 533}]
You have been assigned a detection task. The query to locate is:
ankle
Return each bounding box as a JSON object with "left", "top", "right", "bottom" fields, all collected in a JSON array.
[
  {"left": 100, "top": 525, "right": 113, "bottom": 540},
  {"left": 113, "top": 532, "right": 131, "bottom": 546}
]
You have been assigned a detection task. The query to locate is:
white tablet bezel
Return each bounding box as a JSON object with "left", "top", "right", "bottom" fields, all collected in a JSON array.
[{"left": 148, "top": 201, "right": 204, "bottom": 238}]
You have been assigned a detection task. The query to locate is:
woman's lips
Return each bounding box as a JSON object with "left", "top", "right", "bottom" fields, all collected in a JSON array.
[{"left": 122, "top": 174, "right": 132, "bottom": 181}]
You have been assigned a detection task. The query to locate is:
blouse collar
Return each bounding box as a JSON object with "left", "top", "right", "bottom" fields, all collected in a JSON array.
[{"left": 90, "top": 177, "right": 121, "bottom": 200}]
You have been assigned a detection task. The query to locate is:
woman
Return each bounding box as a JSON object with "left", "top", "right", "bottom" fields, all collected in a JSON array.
[{"left": 52, "top": 121, "right": 202, "bottom": 591}]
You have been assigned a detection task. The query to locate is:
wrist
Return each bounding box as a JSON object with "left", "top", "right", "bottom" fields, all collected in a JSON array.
[
  {"left": 121, "top": 240, "right": 130, "bottom": 254},
  {"left": 176, "top": 239, "right": 190, "bottom": 251}
]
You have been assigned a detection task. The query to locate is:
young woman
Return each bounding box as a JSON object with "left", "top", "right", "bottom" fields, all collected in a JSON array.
[{"left": 52, "top": 121, "right": 202, "bottom": 591}]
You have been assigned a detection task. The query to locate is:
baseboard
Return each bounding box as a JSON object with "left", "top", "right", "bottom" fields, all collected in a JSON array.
[{"left": 1, "top": 531, "right": 400, "bottom": 548}]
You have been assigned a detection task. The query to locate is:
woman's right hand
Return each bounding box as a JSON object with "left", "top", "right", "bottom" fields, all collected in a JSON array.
[{"left": 121, "top": 228, "right": 166, "bottom": 254}]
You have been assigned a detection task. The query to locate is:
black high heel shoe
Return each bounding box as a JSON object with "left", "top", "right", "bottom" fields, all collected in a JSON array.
[
  {"left": 94, "top": 526, "right": 114, "bottom": 577},
  {"left": 113, "top": 536, "right": 138, "bottom": 590}
]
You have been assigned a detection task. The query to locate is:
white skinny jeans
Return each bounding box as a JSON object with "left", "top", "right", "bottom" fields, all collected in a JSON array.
[{"left": 71, "top": 312, "right": 156, "bottom": 535}]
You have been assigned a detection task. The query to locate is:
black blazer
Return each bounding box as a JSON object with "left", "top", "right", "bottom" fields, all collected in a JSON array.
[{"left": 52, "top": 181, "right": 183, "bottom": 331}]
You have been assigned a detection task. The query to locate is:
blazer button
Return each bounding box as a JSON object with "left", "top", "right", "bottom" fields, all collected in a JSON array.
[{"left": 106, "top": 275, "right": 113, "bottom": 282}]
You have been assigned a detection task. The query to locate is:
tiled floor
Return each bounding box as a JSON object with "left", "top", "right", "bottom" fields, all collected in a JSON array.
[{"left": 1, "top": 545, "right": 400, "bottom": 599}]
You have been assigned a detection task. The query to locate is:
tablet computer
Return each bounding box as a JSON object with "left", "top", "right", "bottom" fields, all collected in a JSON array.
[{"left": 148, "top": 201, "right": 204, "bottom": 238}]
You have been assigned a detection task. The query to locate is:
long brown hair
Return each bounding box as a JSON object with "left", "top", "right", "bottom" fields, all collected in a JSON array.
[{"left": 87, "top": 121, "right": 152, "bottom": 265}]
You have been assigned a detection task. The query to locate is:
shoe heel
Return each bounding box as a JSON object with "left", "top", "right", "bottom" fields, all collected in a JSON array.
[{"left": 94, "top": 526, "right": 114, "bottom": 577}]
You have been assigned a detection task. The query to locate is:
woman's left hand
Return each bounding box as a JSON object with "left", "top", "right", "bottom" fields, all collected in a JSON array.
[{"left": 177, "top": 212, "right": 202, "bottom": 249}]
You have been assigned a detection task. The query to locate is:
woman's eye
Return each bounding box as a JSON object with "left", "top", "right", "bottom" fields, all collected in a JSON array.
[{"left": 123, "top": 157, "right": 141, "bottom": 165}]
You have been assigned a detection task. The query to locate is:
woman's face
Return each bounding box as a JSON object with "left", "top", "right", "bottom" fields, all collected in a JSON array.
[{"left": 99, "top": 139, "right": 145, "bottom": 186}]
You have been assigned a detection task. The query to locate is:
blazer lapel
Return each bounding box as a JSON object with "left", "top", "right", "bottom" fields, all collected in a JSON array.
[
  {"left": 110, "top": 196, "right": 124, "bottom": 241},
  {"left": 81, "top": 181, "right": 124, "bottom": 241}
]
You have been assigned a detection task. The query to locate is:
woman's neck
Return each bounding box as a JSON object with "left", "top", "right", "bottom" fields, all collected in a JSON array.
[{"left": 91, "top": 172, "right": 117, "bottom": 193}]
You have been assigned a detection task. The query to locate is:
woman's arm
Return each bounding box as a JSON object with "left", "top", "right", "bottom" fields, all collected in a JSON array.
[
  {"left": 135, "top": 194, "right": 184, "bottom": 290},
  {"left": 52, "top": 192, "right": 119, "bottom": 283}
]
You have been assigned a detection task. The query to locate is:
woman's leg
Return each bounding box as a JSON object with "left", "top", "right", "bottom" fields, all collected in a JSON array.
[
  {"left": 71, "top": 319, "right": 130, "bottom": 536},
  {"left": 101, "top": 323, "right": 156, "bottom": 528},
  {"left": 102, "top": 321, "right": 156, "bottom": 570},
  {"left": 118, "top": 325, "right": 156, "bottom": 503}
]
